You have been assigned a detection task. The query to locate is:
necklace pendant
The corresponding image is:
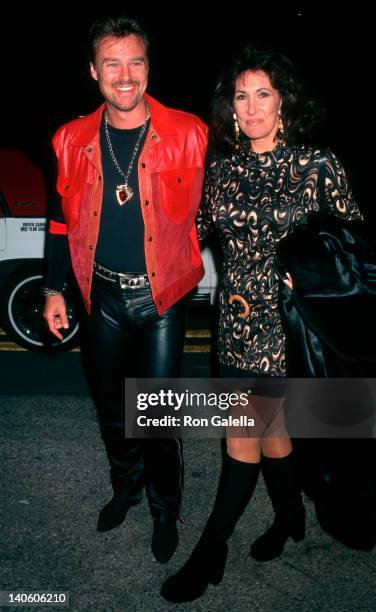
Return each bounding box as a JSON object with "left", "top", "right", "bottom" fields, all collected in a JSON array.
[{"left": 116, "top": 184, "right": 133, "bottom": 206}]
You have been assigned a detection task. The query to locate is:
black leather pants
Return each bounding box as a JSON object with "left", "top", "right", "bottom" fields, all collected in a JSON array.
[{"left": 88, "top": 274, "right": 186, "bottom": 520}]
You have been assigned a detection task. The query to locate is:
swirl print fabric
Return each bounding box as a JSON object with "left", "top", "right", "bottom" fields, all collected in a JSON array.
[{"left": 197, "top": 143, "right": 362, "bottom": 375}]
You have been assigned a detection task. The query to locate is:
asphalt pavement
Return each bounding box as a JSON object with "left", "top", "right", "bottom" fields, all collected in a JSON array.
[{"left": 1, "top": 329, "right": 376, "bottom": 611}]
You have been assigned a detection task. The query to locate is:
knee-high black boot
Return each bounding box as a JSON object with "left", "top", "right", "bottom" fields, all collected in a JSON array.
[
  {"left": 250, "top": 453, "right": 305, "bottom": 561},
  {"left": 161, "top": 455, "right": 260, "bottom": 603}
]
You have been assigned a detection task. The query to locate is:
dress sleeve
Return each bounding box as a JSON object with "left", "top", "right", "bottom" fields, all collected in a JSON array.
[
  {"left": 195, "top": 159, "right": 217, "bottom": 242},
  {"left": 321, "top": 149, "right": 363, "bottom": 220}
]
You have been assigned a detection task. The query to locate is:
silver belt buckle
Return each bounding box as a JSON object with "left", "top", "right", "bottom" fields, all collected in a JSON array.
[
  {"left": 119, "top": 274, "right": 129, "bottom": 289},
  {"left": 118, "top": 274, "right": 147, "bottom": 289}
]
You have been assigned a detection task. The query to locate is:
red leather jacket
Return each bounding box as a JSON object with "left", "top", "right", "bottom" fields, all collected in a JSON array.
[{"left": 50, "top": 94, "right": 208, "bottom": 314}]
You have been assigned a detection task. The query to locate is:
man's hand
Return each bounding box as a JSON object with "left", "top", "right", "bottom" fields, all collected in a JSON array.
[{"left": 43, "top": 294, "right": 69, "bottom": 340}]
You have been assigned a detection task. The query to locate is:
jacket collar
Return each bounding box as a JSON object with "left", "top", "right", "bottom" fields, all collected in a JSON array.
[{"left": 69, "top": 93, "right": 176, "bottom": 147}]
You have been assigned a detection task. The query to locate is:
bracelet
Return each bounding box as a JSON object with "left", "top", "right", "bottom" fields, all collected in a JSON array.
[{"left": 42, "top": 287, "right": 64, "bottom": 297}]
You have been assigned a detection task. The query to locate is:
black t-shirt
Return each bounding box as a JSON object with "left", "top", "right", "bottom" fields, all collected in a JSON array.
[{"left": 95, "top": 116, "right": 149, "bottom": 272}]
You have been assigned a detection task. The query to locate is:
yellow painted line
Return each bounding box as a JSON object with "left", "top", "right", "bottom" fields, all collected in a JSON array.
[
  {"left": 0, "top": 332, "right": 211, "bottom": 353},
  {"left": 185, "top": 329, "right": 211, "bottom": 338},
  {"left": 0, "top": 344, "right": 211, "bottom": 354},
  {"left": 1, "top": 344, "right": 211, "bottom": 354},
  {"left": 64, "top": 346, "right": 210, "bottom": 354},
  {"left": 0, "top": 342, "right": 27, "bottom": 351},
  {"left": 0, "top": 329, "right": 209, "bottom": 338},
  {"left": 0, "top": 342, "right": 82, "bottom": 352},
  {"left": 183, "top": 345, "right": 211, "bottom": 353}
]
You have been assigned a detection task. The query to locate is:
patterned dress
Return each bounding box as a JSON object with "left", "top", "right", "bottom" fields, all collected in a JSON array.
[{"left": 196, "top": 143, "right": 362, "bottom": 376}]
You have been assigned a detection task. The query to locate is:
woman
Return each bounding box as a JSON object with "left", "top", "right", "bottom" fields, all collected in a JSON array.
[{"left": 161, "top": 45, "right": 362, "bottom": 603}]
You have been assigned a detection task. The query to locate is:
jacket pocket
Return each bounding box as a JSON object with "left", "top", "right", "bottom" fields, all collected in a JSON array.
[
  {"left": 56, "top": 175, "right": 91, "bottom": 229},
  {"left": 56, "top": 175, "right": 82, "bottom": 199},
  {"left": 155, "top": 167, "right": 198, "bottom": 224}
]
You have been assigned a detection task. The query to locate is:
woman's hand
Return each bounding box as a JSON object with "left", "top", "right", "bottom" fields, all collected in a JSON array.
[{"left": 283, "top": 273, "right": 293, "bottom": 290}]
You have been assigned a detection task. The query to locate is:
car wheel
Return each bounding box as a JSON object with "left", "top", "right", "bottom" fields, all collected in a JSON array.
[{"left": 0, "top": 265, "right": 80, "bottom": 351}]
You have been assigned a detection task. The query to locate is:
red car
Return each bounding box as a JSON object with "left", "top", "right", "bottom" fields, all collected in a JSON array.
[{"left": 0, "top": 149, "right": 79, "bottom": 350}]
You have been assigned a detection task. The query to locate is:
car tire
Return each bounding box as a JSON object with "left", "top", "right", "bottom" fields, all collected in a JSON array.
[{"left": 0, "top": 264, "right": 80, "bottom": 351}]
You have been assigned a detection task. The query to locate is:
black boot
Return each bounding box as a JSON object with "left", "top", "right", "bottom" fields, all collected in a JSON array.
[
  {"left": 97, "top": 493, "right": 142, "bottom": 532},
  {"left": 151, "top": 516, "right": 179, "bottom": 563},
  {"left": 97, "top": 438, "right": 145, "bottom": 532},
  {"left": 250, "top": 453, "right": 305, "bottom": 561},
  {"left": 145, "top": 438, "right": 183, "bottom": 562},
  {"left": 161, "top": 455, "right": 260, "bottom": 603}
]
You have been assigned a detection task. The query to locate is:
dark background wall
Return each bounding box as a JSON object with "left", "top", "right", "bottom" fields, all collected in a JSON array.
[{"left": 1, "top": 5, "right": 373, "bottom": 221}]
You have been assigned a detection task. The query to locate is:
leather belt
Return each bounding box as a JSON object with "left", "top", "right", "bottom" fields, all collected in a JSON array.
[{"left": 93, "top": 261, "right": 150, "bottom": 289}]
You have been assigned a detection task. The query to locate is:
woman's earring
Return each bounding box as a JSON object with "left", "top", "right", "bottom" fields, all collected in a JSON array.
[
  {"left": 278, "top": 112, "right": 286, "bottom": 145},
  {"left": 233, "top": 112, "right": 240, "bottom": 148}
]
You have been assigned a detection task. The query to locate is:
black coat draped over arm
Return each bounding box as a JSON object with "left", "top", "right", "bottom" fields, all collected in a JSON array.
[{"left": 276, "top": 213, "right": 376, "bottom": 377}]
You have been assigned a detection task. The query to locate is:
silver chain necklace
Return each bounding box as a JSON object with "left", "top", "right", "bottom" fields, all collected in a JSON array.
[{"left": 104, "top": 101, "right": 150, "bottom": 206}]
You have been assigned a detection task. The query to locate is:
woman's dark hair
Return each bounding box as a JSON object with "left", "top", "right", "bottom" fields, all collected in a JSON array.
[
  {"left": 211, "top": 45, "right": 323, "bottom": 153},
  {"left": 88, "top": 15, "right": 149, "bottom": 65}
]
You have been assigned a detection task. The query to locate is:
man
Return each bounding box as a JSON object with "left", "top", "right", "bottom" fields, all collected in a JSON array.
[{"left": 43, "top": 15, "right": 207, "bottom": 563}]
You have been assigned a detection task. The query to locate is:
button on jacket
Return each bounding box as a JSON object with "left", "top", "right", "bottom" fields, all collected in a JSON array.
[{"left": 49, "top": 94, "right": 208, "bottom": 314}]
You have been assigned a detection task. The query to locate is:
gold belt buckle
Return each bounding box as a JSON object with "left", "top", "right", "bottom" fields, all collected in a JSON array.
[{"left": 228, "top": 294, "right": 250, "bottom": 319}]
